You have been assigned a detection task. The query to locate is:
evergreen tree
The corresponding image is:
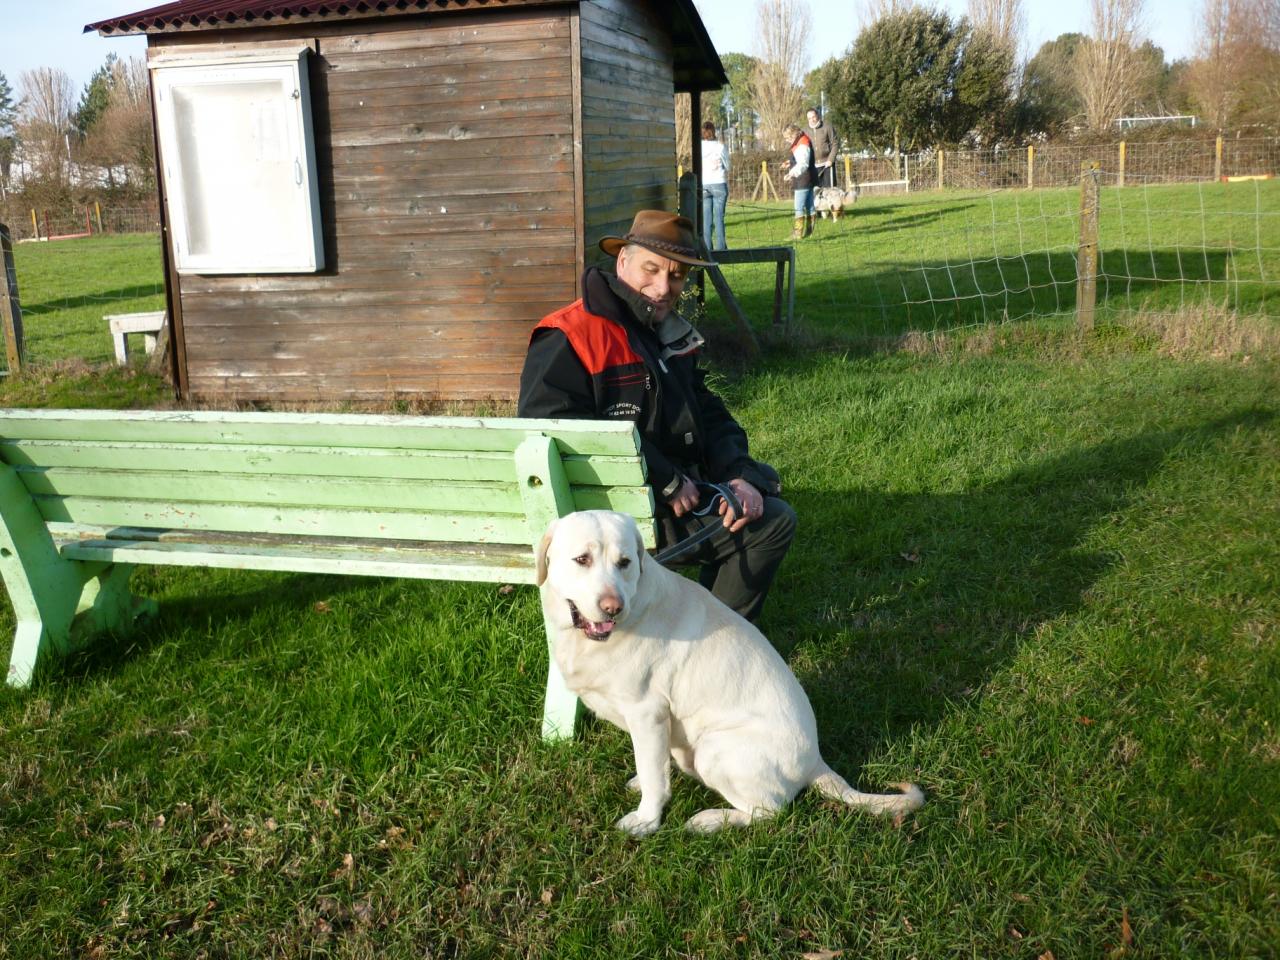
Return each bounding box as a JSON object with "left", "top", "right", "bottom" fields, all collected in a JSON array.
[
  {"left": 74, "top": 53, "right": 119, "bottom": 136},
  {"left": 0, "top": 71, "right": 19, "bottom": 191}
]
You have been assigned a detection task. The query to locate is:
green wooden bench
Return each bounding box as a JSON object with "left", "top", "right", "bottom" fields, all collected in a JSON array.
[{"left": 0, "top": 409, "right": 655, "bottom": 739}]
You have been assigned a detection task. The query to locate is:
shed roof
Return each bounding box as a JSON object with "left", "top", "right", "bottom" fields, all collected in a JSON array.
[{"left": 86, "top": 0, "right": 727, "bottom": 91}]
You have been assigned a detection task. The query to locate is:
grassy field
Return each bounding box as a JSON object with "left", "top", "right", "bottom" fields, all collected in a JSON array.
[{"left": 1, "top": 194, "right": 1278, "bottom": 958}]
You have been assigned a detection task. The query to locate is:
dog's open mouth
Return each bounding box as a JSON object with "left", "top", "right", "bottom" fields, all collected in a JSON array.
[{"left": 568, "top": 601, "right": 615, "bottom": 641}]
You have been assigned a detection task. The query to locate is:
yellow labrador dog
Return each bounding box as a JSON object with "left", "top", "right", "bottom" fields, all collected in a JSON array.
[{"left": 536, "top": 510, "right": 924, "bottom": 836}]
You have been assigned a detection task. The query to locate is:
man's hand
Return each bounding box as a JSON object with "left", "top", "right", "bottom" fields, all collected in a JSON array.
[
  {"left": 666, "top": 476, "right": 701, "bottom": 517},
  {"left": 719, "top": 478, "right": 763, "bottom": 533}
]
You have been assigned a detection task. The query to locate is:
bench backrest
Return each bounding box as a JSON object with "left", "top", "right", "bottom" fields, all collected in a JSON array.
[{"left": 0, "top": 410, "right": 655, "bottom": 552}]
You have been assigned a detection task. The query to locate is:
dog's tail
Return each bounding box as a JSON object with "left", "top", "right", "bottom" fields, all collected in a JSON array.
[{"left": 810, "top": 764, "right": 924, "bottom": 819}]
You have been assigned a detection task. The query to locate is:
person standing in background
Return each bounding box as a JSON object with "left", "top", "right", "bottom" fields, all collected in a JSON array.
[
  {"left": 806, "top": 107, "right": 838, "bottom": 189},
  {"left": 780, "top": 123, "right": 815, "bottom": 240},
  {"left": 700, "top": 121, "right": 730, "bottom": 252}
]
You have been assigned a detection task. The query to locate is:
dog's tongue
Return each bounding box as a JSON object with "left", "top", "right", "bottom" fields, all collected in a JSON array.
[{"left": 584, "top": 619, "right": 615, "bottom": 638}]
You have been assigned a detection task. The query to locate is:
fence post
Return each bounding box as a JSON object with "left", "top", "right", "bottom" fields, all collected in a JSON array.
[
  {"left": 1118, "top": 141, "right": 1126, "bottom": 187},
  {"left": 1076, "top": 162, "right": 1100, "bottom": 335},
  {"left": 1214, "top": 135, "right": 1223, "bottom": 180},
  {"left": 844, "top": 154, "right": 852, "bottom": 191},
  {"left": 1027, "top": 145, "right": 1035, "bottom": 189},
  {"left": 0, "top": 224, "right": 25, "bottom": 374},
  {"left": 937, "top": 149, "right": 944, "bottom": 190}
]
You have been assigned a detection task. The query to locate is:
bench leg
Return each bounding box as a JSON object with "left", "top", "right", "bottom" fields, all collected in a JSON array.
[
  {"left": 112, "top": 331, "right": 128, "bottom": 365},
  {"left": 5, "top": 561, "right": 155, "bottom": 688}
]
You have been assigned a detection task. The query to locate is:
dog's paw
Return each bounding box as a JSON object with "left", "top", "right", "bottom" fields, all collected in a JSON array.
[{"left": 615, "top": 809, "right": 662, "bottom": 837}]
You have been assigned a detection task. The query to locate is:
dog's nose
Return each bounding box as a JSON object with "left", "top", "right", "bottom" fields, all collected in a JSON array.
[{"left": 598, "top": 595, "right": 623, "bottom": 618}]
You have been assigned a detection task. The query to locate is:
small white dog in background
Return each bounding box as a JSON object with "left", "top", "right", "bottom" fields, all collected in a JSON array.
[{"left": 537, "top": 510, "right": 923, "bottom": 836}]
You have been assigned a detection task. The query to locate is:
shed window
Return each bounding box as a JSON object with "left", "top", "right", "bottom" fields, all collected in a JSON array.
[{"left": 151, "top": 47, "right": 323, "bottom": 274}]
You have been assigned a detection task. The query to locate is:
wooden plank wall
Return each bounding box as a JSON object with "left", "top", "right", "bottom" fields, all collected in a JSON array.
[
  {"left": 166, "top": 9, "right": 577, "bottom": 402},
  {"left": 578, "top": 0, "right": 678, "bottom": 265}
]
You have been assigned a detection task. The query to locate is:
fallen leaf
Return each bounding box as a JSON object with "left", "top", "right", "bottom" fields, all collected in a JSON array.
[
  {"left": 150, "top": 813, "right": 166, "bottom": 830},
  {"left": 1012, "top": 893, "right": 1031, "bottom": 903},
  {"left": 802, "top": 951, "right": 844, "bottom": 960},
  {"left": 1038, "top": 952, "right": 1057, "bottom": 960},
  {"left": 540, "top": 888, "right": 555, "bottom": 905},
  {"left": 1008, "top": 925, "right": 1025, "bottom": 940},
  {"left": 1077, "top": 716, "right": 1096, "bottom": 726},
  {"left": 900, "top": 551, "right": 921, "bottom": 563},
  {"left": 1121, "top": 907, "right": 1133, "bottom": 947},
  {"left": 498, "top": 584, "right": 515, "bottom": 596},
  {"left": 313, "top": 601, "right": 331, "bottom": 613}
]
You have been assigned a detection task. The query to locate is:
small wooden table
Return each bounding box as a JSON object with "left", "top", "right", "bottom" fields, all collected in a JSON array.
[{"left": 105, "top": 311, "right": 166, "bottom": 365}]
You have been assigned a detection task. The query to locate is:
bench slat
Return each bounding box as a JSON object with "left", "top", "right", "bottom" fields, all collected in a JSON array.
[
  {"left": 19, "top": 467, "right": 654, "bottom": 518},
  {"left": 0, "top": 441, "right": 649, "bottom": 487},
  {"left": 36, "top": 496, "right": 532, "bottom": 544},
  {"left": 57, "top": 536, "right": 539, "bottom": 583},
  {"left": 0, "top": 411, "right": 643, "bottom": 458}
]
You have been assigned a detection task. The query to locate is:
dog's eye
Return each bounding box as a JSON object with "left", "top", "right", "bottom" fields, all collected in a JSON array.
[
  {"left": 617, "top": 557, "right": 631, "bottom": 569},
  {"left": 573, "top": 554, "right": 590, "bottom": 566}
]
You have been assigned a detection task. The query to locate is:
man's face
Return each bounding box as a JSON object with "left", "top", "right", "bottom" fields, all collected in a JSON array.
[
  {"left": 807, "top": 110, "right": 820, "bottom": 127},
  {"left": 616, "top": 246, "right": 688, "bottom": 321}
]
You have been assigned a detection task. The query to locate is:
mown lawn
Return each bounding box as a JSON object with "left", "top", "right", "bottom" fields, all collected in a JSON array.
[{"left": 1, "top": 198, "right": 1278, "bottom": 958}]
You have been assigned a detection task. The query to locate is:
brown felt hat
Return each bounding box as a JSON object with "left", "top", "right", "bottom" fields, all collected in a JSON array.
[{"left": 599, "top": 210, "right": 715, "bottom": 267}]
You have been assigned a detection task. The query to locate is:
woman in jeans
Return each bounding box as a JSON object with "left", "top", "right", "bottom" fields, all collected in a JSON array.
[
  {"left": 781, "top": 124, "right": 816, "bottom": 239},
  {"left": 700, "top": 121, "right": 730, "bottom": 251}
]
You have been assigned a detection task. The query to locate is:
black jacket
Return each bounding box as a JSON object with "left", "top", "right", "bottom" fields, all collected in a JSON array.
[{"left": 518, "top": 267, "right": 779, "bottom": 505}]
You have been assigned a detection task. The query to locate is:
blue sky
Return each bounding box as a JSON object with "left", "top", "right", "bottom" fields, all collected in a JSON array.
[{"left": 2, "top": 1, "right": 1201, "bottom": 100}]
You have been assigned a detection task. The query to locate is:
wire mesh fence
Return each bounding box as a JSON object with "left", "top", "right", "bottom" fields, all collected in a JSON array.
[
  {"left": 700, "top": 173, "right": 1280, "bottom": 343},
  {"left": 723, "top": 137, "right": 1280, "bottom": 200},
  {"left": 0, "top": 201, "right": 161, "bottom": 242}
]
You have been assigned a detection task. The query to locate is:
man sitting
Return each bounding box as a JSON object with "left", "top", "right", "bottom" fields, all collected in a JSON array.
[{"left": 518, "top": 211, "right": 796, "bottom": 623}]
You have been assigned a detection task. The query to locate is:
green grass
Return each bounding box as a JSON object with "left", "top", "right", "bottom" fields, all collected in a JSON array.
[
  {"left": 8, "top": 233, "right": 167, "bottom": 367},
  {"left": 2, "top": 198, "right": 1279, "bottom": 958},
  {"left": 714, "top": 180, "right": 1280, "bottom": 339}
]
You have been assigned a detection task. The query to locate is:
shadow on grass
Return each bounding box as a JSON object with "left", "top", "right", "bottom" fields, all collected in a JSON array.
[
  {"left": 19, "top": 285, "right": 166, "bottom": 315},
  {"left": 774, "top": 406, "right": 1276, "bottom": 769}
]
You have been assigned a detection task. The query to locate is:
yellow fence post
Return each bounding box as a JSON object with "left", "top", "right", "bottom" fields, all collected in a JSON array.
[
  {"left": 937, "top": 149, "right": 944, "bottom": 190},
  {"left": 95, "top": 202, "right": 104, "bottom": 233},
  {"left": 844, "top": 154, "right": 852, "bottom": 190},
  {"left": 1214, "top": 135, "right": 1224, "bottom": 180},
  {"left": 1119, "top": 141, "right": 1126, "bottom": 187},
  {"left": 29, "top": 210, "right": 38, "bottom": 240},
  {"left": 1027, "top": 145, "right": 1035, "bottom": 189}
]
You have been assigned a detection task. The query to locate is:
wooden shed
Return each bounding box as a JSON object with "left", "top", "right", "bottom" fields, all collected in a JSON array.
[{"left": 88, "top": 0, "right": 725, "bottom": 403}]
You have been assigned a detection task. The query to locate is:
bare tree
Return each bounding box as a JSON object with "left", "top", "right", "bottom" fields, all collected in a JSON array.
[
  {"left": 968, "top": 0, "right": 1026, "bottom": 59},
  {"left": 1074, "top": 0, "right": 1151, "bottom": 132},
  {"left": 750, "top": 0, "right": 812, "bottom": 149},
  {"left": 1188, "top": 0, "right": 1280, "bottom": 129},
  {"left": 17, "top": 67, "right": 76, "bottom": 188},
  {"left": 857, "top": 0, "right": 918, "bottom": 29}
]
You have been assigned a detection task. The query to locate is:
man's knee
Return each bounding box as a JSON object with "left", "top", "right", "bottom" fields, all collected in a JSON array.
[{"left": 755, "top": 497, "right": 797, "bottom": 552}]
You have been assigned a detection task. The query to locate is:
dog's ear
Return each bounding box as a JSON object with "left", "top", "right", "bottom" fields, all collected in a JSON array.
[
  {"left": 633, "top": 520, "right": 647, "bottom": 578},
  {"left": 535, "top": 518, "right": 558, "bottom": 586}
]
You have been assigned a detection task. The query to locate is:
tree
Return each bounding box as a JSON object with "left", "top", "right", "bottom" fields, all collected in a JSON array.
[
  {"left": 74, "top": 53, "right": 119, "bottom": 137},
  {"left": 825, "top": 8, "right": 1014, "bottom": 154},
  {"left": 79, "top": 56, "right": 154, "bottom": 191},
  {"left": 1074, "top": 0, "right": 1150, "bottom": 133},
  {"left": 719, "top": 52, "right": 759, "bottom": 146},
  {"left": 749, "top": 0, "right": 812, "bottom": 148},
  {"left": 1017, "top": 33, "right": 1087, "bottom": 134},
  {"left": 0, "top": 71, "right": 17, "bottom": 196},
  {"left": 967, "top": 0, "right": 1025, "bottom": 59},
  {"left": 1186, "top": 0, "right": 1279, "bottom": 130},
  {"left": 17, "top": 67, "right": 76, "bottom": 190},
  {"left": 857, "top": 0, "right": 918, "bottom": 29}
]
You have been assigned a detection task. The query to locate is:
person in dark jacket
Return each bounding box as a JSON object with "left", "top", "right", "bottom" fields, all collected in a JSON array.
[
  {"left": 806, "top": 107, "right": 839, "bottom": 189},
  {"left": 518, "top": 210, "right": 796, "bottom": 624}
]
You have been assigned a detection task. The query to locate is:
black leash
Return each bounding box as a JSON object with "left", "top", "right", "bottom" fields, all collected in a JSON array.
[{"left": 653, "top": 482, "right": 743, "bottom": 566}]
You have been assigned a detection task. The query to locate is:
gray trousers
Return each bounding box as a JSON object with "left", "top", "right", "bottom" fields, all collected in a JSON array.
[{"left": 657, "top": 496, "right": 797, "bottom": 623}]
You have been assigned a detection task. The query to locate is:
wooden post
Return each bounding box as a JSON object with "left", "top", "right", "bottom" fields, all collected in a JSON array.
[
  {"left": 94, "top": 202, "right": 104, "bottom": 234},
  {"left": 29, "top": 210, "right": 38, "bottom": 240},
  {"left": 1076, "top": 162, "right": 1100, "bottom": 334},
  {"left": 1027, "top": 145, "right": 1035, "bottom": 189},
  {"left": 0, "top": 225, "right": 24, "bottom": 375},
  {"left": 1214, "top": 135, "right": 1224, "bottom": 180},
  {"left": 1118, "top": 141, "right": 1126, "bottom": 188},
  {"left": 937, "top": 149, "right": 944, "bottom": 190},
  {"left": 844, "top": 154, "right": 852, "bottom": 191}
]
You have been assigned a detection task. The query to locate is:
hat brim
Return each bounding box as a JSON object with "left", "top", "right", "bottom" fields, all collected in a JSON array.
[{"left": 599, "top": 235, "right": 716, "bottom": 268}]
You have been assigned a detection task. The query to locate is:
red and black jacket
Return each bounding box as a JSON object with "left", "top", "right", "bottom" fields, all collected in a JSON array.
[{"left": 518, "top": 267, "right": 775, "bottom": 504}]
